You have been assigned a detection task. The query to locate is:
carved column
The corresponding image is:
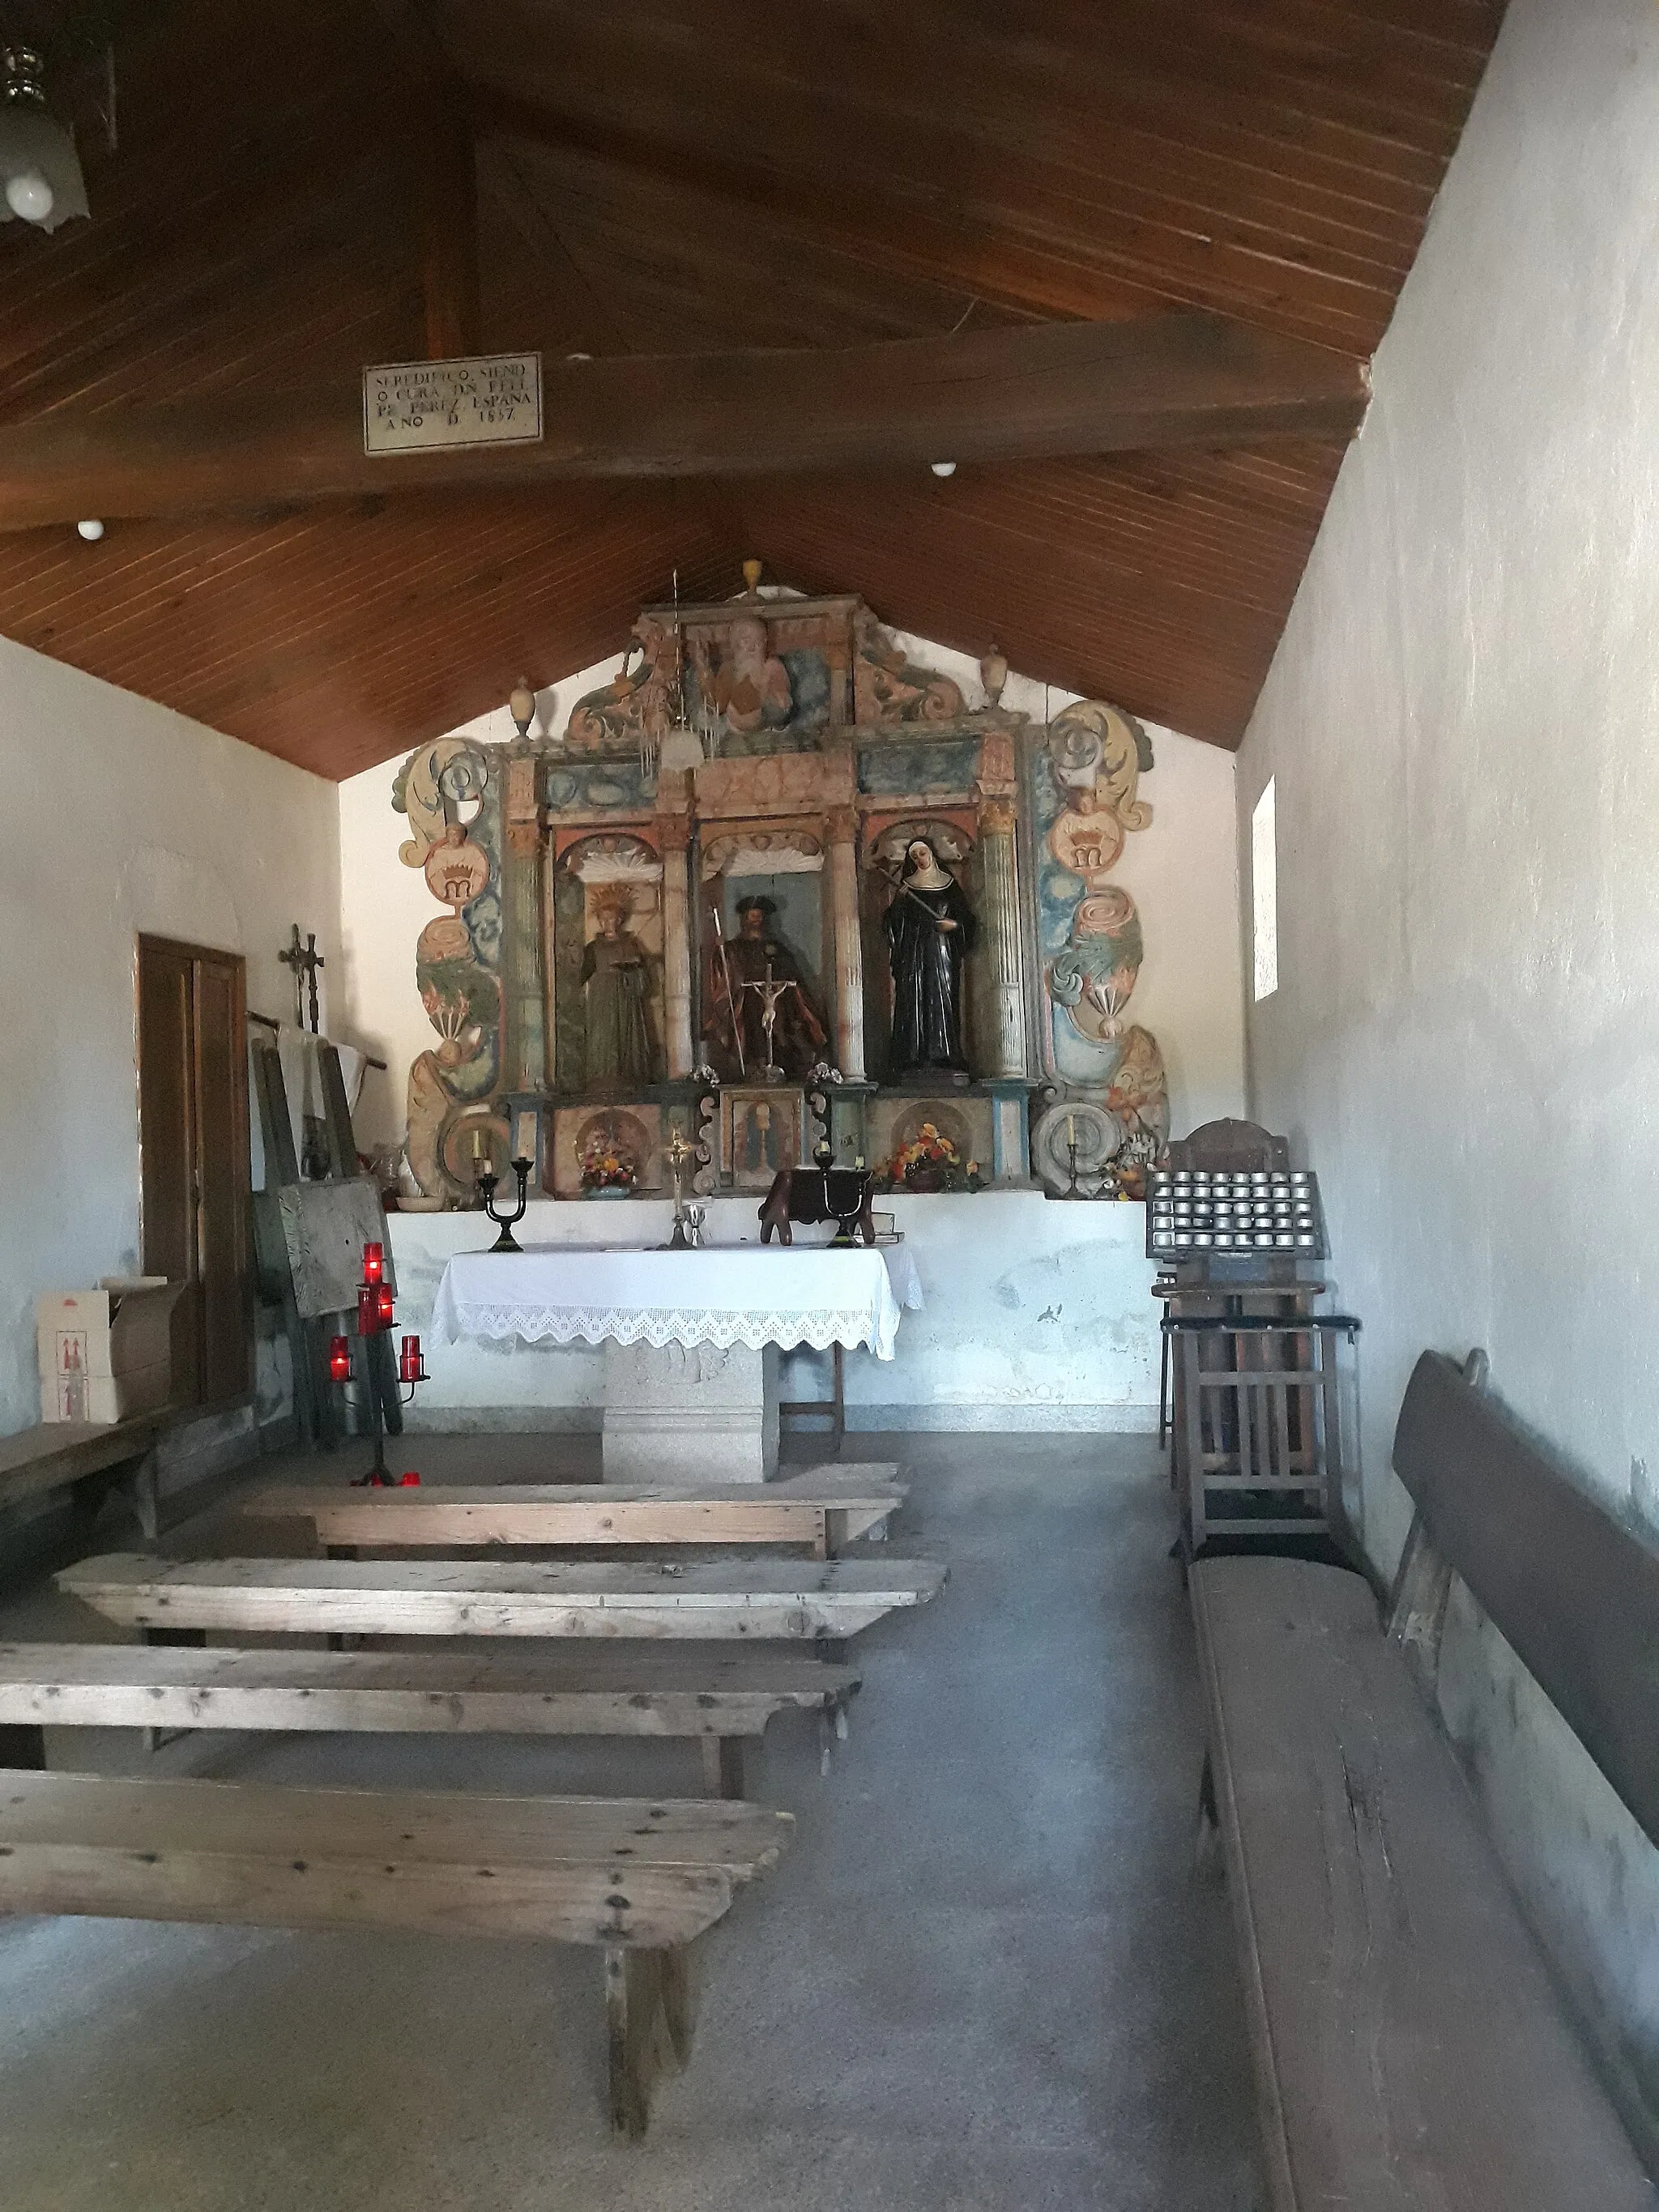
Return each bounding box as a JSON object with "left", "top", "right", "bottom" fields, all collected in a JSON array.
[
  {"left": 501, "top": 751, "right": 545, "bottom": 1093},
  {"left": 658, "top": 810, "right": 695, "bottom": 1079},
  {"left": 977, "top": 794, "right": 1028, "bottom": 1079},
  {"left": 826, "top": 805, "right": 866, "bottom": 1080}
]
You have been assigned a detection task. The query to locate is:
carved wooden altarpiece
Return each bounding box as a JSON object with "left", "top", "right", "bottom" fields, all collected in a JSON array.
[{"left": 392, "top": 574, "right": 1169, "bottom": 1203}]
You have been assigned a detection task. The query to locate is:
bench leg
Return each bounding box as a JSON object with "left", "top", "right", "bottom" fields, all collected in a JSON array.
[
  {"left": 605, "top": 1946, "right": 684, "bottom": 2140},
  {"left": 322, "top": 1549, "right": 363, "bottom": 1654},
  {"left": 0, "top": 1724, "right": 45, "bottom": 1770},
  {"left": 658, "top": 1942, "right": 697, "bottom": 2073},
  {"left": 1196, "top": 1749, "right": 1222, "bottom": 1871},
  {"left": 699, "top": 1736, "right": 745, "bottom": 1800},
  {"left": 143, "top": 1626, "right": 207, "bottom": 1754}
]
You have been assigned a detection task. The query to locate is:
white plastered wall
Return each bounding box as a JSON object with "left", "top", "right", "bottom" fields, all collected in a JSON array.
[
  {"left": 1238, "top": 0, "right": 1659, "bottom": 2131},
  {"left": 338, "top": 629, "right": 1246, "bottom": 1153},
  {"left": 0, "top": 637, "right": 341, "bottom": 1441}
]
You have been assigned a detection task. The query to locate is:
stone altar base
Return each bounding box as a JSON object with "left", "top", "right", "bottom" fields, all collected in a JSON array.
[{"left": 602, "top": 1341, "right": 780, "bottom": 1484}]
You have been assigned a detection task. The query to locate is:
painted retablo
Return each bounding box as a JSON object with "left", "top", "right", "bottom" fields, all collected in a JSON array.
[{"left": 391, "top": 572, "right": 1166, "bottom": 1201}]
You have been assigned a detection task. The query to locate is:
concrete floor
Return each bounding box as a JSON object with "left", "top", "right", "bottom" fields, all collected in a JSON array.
[{"left": 0, "top": 1433, "right": 1260, "bottom": 2211}]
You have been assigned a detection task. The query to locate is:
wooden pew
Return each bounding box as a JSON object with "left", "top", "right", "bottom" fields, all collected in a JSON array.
[
  {"left": 0, "top": 1764, "right": 790, "bottom": 2136},
  {"left": 59, "top": 1553, "right": 949, "bottom": 1643},
  {"left": 0, "top": 1641, "right": 860, "bottom": 1798},
  {"left": 1191, "top": 1349, "right": 1657, "bottom": 2210},
  {"left": 0, "top": 1413, "right": 171, "bottom": 1545},
  {"left": 245, "top": 1466, "right": 906, "bottom": 1559}
]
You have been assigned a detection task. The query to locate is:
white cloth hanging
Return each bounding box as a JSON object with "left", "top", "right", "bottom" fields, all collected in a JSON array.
[{"left": 253, "top": 1027, "right": 366, "bottom": 1186}]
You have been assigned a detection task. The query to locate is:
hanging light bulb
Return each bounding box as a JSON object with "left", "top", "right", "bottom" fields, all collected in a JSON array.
[
  {"left": 5, "top": 168, "right": 50, "bottom": 222},
  {"left": 0, "top": 49, "right": 90, "bottom": 232}
]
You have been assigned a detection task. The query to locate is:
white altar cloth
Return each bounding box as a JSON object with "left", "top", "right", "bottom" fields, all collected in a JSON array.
[{"left": 432, "top": 1243, "right": 924, "bottom": 1362}]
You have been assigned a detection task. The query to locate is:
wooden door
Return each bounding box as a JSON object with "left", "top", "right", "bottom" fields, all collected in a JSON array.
[{"left": 138, "top": 937, "right": 251, "bottom": 1409}]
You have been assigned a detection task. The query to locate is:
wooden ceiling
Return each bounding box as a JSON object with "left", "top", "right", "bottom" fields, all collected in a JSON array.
[{"left": 0, "top": 0, "right": 1505, "bottom": 776}]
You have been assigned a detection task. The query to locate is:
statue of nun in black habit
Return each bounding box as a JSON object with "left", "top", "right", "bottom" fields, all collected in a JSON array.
[{"left": 885, "top": 836, "right": 978, "bottom": 1075}]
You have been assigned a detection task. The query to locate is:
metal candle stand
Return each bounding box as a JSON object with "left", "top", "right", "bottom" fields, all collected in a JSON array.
[
  {"left": 813, "top": 1140, "right": 874, "bottom": 1246},
  {"left": 328, "top": 1241, "right": 428, "bottom": 1488},
  {"left": 476, "top": 1156, "right": 533, "bottom": 1253},
  {"left": 1148, "top": 1129, "right": 1359, "bottom": 1557}
]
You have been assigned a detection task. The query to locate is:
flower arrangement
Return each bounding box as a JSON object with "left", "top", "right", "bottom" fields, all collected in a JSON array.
[
  {"left": 579, "top": 1125, "right": 637, "bottom": 1194},
  {"left": 887, "top": 1120, "right": 983, "bottom": 1195}
]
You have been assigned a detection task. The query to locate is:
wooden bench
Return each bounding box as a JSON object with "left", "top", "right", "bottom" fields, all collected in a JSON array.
[
  {"left": 0, "top": 1412, "right": 171, "bottom": 1546},
  {"left": 0, "top": 1764, "right": 790, "bottom": 2136},
  {"left": 0, "top": 1640, "right": 860, "bottom": 1797},
  {"left": 245, "top": 1466, "right": 906, "bottom": 1559},
  {"left": 1191, "top": 1349, "right": 1658, "bottom": 2210},
  {"left": 59, "top": 1552, "right": 949, "bottom": 1643}
]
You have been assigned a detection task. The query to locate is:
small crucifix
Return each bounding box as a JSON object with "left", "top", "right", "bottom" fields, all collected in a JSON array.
[
  {"left": 739, "top": 961, "right": 795, "bottom": 1082},
  {"left": 279, "top": 924, "right": 326, "bottom": 1034}
]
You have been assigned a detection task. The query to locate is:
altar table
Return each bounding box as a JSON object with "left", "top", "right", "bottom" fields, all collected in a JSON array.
[{"left": 432, "top": 1245, "right": 923, "bottom": 1482}]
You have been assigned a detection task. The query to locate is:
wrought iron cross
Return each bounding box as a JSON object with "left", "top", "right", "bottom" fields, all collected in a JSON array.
[{"left": 279, "top": 924, "right": 326, "bottom": 1034}]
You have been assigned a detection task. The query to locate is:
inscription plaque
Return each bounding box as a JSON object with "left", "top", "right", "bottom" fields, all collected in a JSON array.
[{"left": 363, "top": 352, "right": 543, "bottom": 455}]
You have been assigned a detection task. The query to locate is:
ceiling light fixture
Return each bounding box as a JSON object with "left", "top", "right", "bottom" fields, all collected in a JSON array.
[
  {"left": 930, "top": 460, "right": 957, "bottom": 477},
  {"left": 76, "top": 518, "right": 103, "bottom": 540},
  {"left": 0, "top": 46, "right": 90, "bottom": 232}
]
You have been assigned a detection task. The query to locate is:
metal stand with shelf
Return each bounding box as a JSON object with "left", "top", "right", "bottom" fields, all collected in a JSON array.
[{"left": 1149, "top": 1119, "right": 1361, "bottom": 1555}]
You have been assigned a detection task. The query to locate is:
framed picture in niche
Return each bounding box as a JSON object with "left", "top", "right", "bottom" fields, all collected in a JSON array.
[{"left": 719, "top": 1087, "right": 804, "bottom": 1191}]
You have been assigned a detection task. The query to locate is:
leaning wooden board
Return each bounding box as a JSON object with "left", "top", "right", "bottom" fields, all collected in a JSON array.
[
  {"left": 1192, "top": 1556, "right": 1654, "bottom": 2210},
  {"left": 245, "top": 1467, "right": 905, "bottom": 1556},
  {"left": 60, "top": 1554, "right": 949, "bottom": 1640},
  {"left": 0, "top": 1768, "right": 791, "bottom": 2136}
]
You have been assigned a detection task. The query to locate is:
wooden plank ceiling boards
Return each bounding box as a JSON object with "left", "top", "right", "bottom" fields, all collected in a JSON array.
[{"left": 0, "top": 0, "right": 1506, "bottom": 774}]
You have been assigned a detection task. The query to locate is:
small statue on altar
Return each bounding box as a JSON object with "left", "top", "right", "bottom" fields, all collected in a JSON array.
[
  {"left": 580, "top": 889, "right": 655, "bottom": 1089},
  {"left": 704, "top": 894, "right": 828, "bottom": 1081},
  {"left": 885, "top": 837, "right": 977, "bottom": 1076}
]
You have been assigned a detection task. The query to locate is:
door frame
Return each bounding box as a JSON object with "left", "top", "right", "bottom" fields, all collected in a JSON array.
[{"left": 135, "top": 932, "right": 254, "bottom": 1413}]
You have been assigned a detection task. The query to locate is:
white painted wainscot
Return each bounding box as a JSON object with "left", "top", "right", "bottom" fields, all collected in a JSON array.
[{"left": 389, "top": 1193, "right": 1158, "bottom": 1434}]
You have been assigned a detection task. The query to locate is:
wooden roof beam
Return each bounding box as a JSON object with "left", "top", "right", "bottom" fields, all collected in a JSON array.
[
  {"left": 367, "top": 0, "right": 481, "bottom": 358},
  {"left": 0, "top": 313, "right": 1367, "bottom": 533}
]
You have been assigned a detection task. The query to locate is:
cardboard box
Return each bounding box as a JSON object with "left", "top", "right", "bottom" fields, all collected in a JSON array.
[{"left": 36, "top": 1278, "right": 182, "bottom": 1426}]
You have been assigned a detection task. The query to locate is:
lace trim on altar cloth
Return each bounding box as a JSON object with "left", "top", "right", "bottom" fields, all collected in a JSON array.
[{"left": 438, "top": 1304, "right": 902, "bottom": 1360}]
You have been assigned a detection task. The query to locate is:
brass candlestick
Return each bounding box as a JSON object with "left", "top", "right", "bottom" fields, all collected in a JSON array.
[{"left": 663, "top": 1126, "right": 697, "bottom": 1250}]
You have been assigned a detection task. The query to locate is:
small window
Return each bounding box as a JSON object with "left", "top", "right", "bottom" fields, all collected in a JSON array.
[{"left": 1252, "top": 778, "right": 1278, "bottom": 1002}]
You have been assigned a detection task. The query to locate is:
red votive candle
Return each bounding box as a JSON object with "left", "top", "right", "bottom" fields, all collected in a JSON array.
[
  {"left": 399, "top": 1334, "right": 421, "bottom": 1383},
  {"left": 328, "top": 1334, "right": 350, "bottom": 1382},
  {"left": 399, "top": 1471, "right": 421, "bottom": 1486},
  {"left": 376, "top": 1281, "right": 394, "bottom": 1328},
  {"left": 362, "top": 1241, "right": 385, "bottom": 1285}
]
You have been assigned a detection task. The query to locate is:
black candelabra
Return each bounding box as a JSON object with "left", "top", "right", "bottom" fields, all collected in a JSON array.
[
  {"left": 328, "top": 1241, "right": 428, "bottom": 1486},
  {"left": 476, "top": 1156, "right": 533, "bottom": 1252}
]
